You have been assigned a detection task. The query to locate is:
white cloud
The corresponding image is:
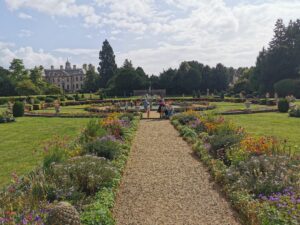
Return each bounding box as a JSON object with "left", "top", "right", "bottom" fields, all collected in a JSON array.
[
  {"left": 0, "top": 42, "right": 64, "bottom": 69},
  {"left": 18, "top": 12, "right": 32, "bottom": 19},
  {"left": 18, "top": 29, "right": 32, "bottom": 38},
  {"left": 3, "top": 0, "right": 300, "bottom": 74},
  {"left": 54, "top": 48, "right": 98, "bottom": 56}
]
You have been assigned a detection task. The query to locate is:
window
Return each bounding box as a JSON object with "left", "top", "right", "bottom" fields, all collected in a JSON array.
[
  {"left": 81, "top": 84, "right": 83, "bottom": 88},
  {"left": 80, "top": 76, "right": 83, "bottom": 81},
  {"left": 76, "top": 84, "right": 79, "bottom": 89},
  {"left": 76, "top": 77, "right": 78, "bottom": 81},
  {"left": 72, "top": 84, "right": 75, "bottom": 89},
  {"left": 67, "top": 78, "right": 69, "bottom": 82},
  {"left": 67, "top": 85, "right": 69, "bottom": 90}
]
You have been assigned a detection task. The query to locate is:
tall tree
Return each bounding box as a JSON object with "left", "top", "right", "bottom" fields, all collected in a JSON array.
[
  {"left": 98, "top": 40, "right": 117, "bottom": 88},
  {"left": 9, "top": 59, "right": 28, "bottom": 81}
]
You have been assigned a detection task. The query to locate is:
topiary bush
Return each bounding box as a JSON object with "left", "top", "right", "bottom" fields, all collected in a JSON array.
[
  {"left": 45, "top": 97, "right": 55, "bottom": 103},
  {"left": 278, "top": 98, "right": 289, "bottom": 113},
  {"left": 13, "top": 101, "right": 24, "bottom": 117}
]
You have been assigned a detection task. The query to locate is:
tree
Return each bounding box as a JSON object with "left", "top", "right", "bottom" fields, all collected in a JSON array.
[
  {"left": 123, "top": 59, "right": 133, "bottom": 69},
  {"left": 30, "top": 66, "right": 43, "bottom": 84},
  {"left": 9, "top": 59, "right": 28, "bottom": 81},
  {"left": 0, "top": 67, "right": 16, "bottom": 96},
  {"left": 83, "top": 67, "right": 99, "bottom": 92},
  {"left": 15, "top": 80, "right": 40, "bottom": 96},
  {"left": 110, "top": 66, "right": 146, "bottom": 96},
  {"left": 98, "top": 40, "right": 117, "bottom": 88}
]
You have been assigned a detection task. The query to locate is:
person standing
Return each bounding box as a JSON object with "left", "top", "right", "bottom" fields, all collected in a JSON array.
[{"left": 143, "top": 98, "right": 150, "bottom": 119}]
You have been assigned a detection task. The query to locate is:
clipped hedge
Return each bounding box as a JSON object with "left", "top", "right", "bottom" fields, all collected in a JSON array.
[{"left": 13, "top": 101, "right": 24, "bottom": 117}]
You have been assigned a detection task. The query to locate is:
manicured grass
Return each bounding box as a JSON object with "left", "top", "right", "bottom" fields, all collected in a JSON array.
[
  {"left": 35, "top": 104, "right": 90, "bottom": 114},
  {"left": 211, "top": 102, "right": 275, "bottom": 112},
  {"left": 225, "top": 112, "right": 300, "bottom": 147},
  {"left": 0, "top": 117, "right": 89, "bottom": 187}
]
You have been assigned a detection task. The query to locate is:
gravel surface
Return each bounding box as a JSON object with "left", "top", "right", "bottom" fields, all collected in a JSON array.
[{"left": 113, "top": 120, "right": 240, "bottom": 225}]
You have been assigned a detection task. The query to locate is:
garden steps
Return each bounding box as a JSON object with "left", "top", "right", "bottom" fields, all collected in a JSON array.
[{"left": 113, "top": 120, "right": 240, "bottom": 225}]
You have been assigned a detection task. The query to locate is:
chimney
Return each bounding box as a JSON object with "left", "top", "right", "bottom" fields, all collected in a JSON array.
[
  {"left": 51, "top": 65, "right": 54, "bottom": 70},
  {"left": 73, "top": 65, "right": 76, "bottom": 70},
  {"left": 60, "top": 65, "right": 63, "bottom": 70},
  {"left": 82, "top": 64, "right": 87, "bottom": 71}
]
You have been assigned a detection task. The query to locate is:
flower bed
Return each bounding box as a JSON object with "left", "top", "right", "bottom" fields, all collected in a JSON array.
[
  {"left": 0, "top": 112, "right": 139, "bottom": 224},
  {"left": 171, "top": 111, "right": 300, "bottom": 225}
]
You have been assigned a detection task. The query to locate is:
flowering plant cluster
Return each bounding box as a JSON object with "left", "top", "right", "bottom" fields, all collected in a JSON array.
[
  {"left": 240, "top": 136, "right": 278, "bottom": 155},
  {"left": 171, "top": 111, "right": 300, "bottom": 225}
]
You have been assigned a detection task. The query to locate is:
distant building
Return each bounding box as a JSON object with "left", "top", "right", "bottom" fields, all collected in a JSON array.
[{"left": 44, "top": 60, "right": 91, "bottom": 93}]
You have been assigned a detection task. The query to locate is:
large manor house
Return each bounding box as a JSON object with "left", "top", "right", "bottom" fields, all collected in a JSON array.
[{"left": 44, "top": 60, "right": 94, "bottom": 93}]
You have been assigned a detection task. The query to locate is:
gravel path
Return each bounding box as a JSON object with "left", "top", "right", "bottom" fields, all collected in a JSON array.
[{"left": 113, "top": 120, "right": 240, "bottom": 225}]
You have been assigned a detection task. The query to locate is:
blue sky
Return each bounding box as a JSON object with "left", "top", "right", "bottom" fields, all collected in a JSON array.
[{"left": 1, "top": 0, "right": 300, "bottom": 75}]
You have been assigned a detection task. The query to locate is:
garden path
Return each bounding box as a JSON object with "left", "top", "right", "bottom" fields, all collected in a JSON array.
[{"left": 113, "top": 120, "right": 240, "bottom": 225}]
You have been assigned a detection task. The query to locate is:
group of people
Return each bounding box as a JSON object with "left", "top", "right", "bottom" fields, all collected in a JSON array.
[{"left": 143, "top": 97, "right": 174, "bottom": 119}]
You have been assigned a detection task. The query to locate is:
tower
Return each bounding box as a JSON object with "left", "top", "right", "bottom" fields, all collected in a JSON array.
[{"left": 65, "top": 59, "right": 71, "bottom": 70}]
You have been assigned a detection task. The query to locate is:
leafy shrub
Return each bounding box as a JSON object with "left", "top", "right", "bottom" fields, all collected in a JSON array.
[
  {"left": 274, "top": 79, "right": 300, "bottom": 98},
  {"left": 45, "top": 97, "right": 55, "bottom": 103},
  {"left": 33, "top": 98, "right": 40, "bottom": 104},
  {"left": 13, "top": 101, "right": 24, "bottom": 117},
  {"left": 49, "top": 155, "right": 116, "bottom": 197},
  {"left": 207, "top": 122, "right": 244, "bottom": 164},
  {"left": 278, "top": 98, "right": 289, "bottom": 113},
  {"left": 180, "top": 126, "right": 198, "bottom": 142},
  {"left": 119, "top": 113, "right": 134, "bottom": 121},
  {"left": 84, "top": 138, "right": 121, "bottom": 160},
  {"left": 226, "top": 155, "right": 300, "bottom": 196},
  {"left": 289, "top": 107, "right": 300, "bottom": 118},
  {"left": 37, "top": 96, "right": 45, "bottom": 101},
  {"left": 43, "top": 138, "right": 70, "bottom": 169},
  {"left": 0, "top": 98, "right": 8, "bottom": 105},
  {"left": 59, "top": 96, "right": 66, "bottom": 101},
  {"left": 0, "top": 111, "right": 15, "bottom": 123},
  {"left": 66, "top": 96, "right": 74, "bottom": 100},
  {"left": 80, "top": 119, "right": 107, "bottom": 143}
]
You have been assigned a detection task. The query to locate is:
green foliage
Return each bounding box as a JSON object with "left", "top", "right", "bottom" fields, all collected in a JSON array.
[
  {"left": 278, "top": 98, "right": 289, "bottom": 113},
  {"left": 16, "top": 79, "right": 41, "bottom": 95},
  {"left": 289, "top": 107, "right": 300, "bottom": 118},
  {"left": 43, "top": 138, "right": 69, "bottom": 170},
  {"left": 274, "top": 79, "right": 300, "bottom": 98},
  {"left": 13, "top": 101, "right": 24, "bottom": 117},
  {"left": 80, "top": 119, "right": 107, "bottom": 143},
  {"left": 98, "top": 40, "right": 117, "bottom": 88},
  {"left": 84, "top": 139, "right": 121, "bottom": 160},
  {"left": 251, "top": 19, "right": 300, "bottom": 93},
  {"left": 45, "top": 97, "right": 55, "bottom": 103},
  {"left": 80, "top": 188, "right": 115, "bottom": 225},
  {"left": 180, "top": 126, "right": 198, "bottom": 141},
  {"left": 49, "top": 155, "right": 116, "bottom": 199},
  {"left": 226, "top": 155, "right": 300, "bottom": 195}
]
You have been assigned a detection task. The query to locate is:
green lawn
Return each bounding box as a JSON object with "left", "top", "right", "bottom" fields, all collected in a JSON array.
[
  {"left": 225, "top": 113, "right": 300, "bottom": 147},
  {"left": 35, "top": 104, "right": 90, "bottom": 114},
  {"left": 0, "top": 117, "right": 89, "bottom": 187},
  {"left": 211, "top": 102, "right": 275, "bottom": 112}
]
